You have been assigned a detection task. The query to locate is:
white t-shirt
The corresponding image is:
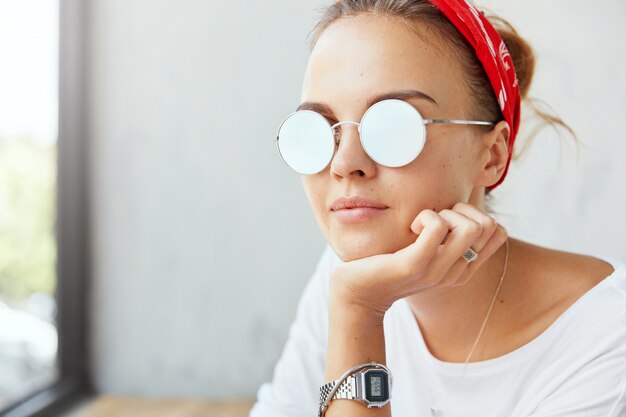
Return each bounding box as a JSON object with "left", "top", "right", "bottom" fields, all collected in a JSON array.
[{"left": 249, "top": 244, "right": 626, "bottom": 417}]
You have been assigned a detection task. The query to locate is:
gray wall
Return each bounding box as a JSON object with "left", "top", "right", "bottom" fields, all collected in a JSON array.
[{"left": 86, "top": 0, "right": 626, "bottom": 398}]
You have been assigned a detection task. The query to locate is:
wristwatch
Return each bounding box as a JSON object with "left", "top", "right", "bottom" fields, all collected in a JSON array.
[{"left": 318, "top": 362, "right": 392, "bottom": 415}]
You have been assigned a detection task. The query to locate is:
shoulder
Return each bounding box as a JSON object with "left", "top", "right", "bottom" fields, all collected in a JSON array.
[
  {"left": 490, "top": 238, "right": 625, "bottom": 357},
  {"left": 510, "top": 238, "right": 626, "bottom": 338},
  {"left": 511, "top": 243, "right": 626, "bottom": 417},
  {"left": 510, "top": 238, "right": 622, "bottom": 301},
  {"left": 522, "top": 239, "right": 623, "bottom": 306}
]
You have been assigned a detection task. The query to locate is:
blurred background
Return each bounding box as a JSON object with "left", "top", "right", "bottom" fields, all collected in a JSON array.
[{"left": 0, "top": 0, "right": 625, "bottom": 416}]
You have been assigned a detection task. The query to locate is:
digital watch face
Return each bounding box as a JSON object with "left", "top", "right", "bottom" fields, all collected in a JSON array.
[{"left": 363, "top": 369, "right": 390, "bottom": 404}]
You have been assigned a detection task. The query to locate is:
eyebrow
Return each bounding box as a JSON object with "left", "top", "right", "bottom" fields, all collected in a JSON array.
[{"left": 295, "top": 89, "right": 438, "bottom": 114}]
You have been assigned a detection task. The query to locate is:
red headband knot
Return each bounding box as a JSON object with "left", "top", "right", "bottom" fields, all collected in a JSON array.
[{"left": 429, "top": 0, "right": 521, "bottom": 192}]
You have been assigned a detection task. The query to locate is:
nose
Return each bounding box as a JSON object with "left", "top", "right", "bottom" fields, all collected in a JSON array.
[{"left": 329, "top": 121, "right": 377, "bottom": 179}]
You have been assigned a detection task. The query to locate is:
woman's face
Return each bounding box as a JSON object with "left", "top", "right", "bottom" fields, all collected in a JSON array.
[{"left": 299, "top": 14, "right": 494, "bottom": 262}]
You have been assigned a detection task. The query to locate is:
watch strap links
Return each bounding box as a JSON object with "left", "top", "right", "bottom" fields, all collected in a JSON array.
[
  {"left": 318, "top": 361, "right": 390, "bottom": 417},
  {"left": 320, "top": 374, "right": 357, "bottom": 403}
]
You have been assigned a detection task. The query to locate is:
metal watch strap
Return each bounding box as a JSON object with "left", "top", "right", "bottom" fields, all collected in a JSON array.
[
  {"left": 319, "top": 374, "right": 358, "bottom": 405},
  {"left": 318, "top": 361, "right": 390, "bottom": 417}
]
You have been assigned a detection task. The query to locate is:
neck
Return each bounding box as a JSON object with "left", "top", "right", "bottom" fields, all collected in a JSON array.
[{"left": 403, "top": 237, "right": 514, "bottom": 363}]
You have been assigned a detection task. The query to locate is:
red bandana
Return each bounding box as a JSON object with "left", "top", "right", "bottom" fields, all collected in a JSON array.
[{"left": 429, "top": 0, "right": 521, "bottom": 192}]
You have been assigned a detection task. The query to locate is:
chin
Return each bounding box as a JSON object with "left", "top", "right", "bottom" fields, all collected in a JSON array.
[{"left": 330, "top": 230, "right": 411, "bottom": 263}]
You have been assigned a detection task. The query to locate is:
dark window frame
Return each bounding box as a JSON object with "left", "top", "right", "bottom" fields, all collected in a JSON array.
[{"left": 0, "top": 0, "right": 94, "bottom": 415}]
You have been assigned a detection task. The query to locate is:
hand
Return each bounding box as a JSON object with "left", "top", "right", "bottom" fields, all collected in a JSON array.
[{"left": 329, "top": 202, "right": 509, "bottom": 320}]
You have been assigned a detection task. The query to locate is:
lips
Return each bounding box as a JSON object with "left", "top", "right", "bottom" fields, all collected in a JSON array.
[{"left": 330, "top": 196, "right": 388, "bottom": 211}]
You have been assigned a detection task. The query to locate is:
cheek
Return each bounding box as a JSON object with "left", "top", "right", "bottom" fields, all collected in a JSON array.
[
  {"left": 300, "top": 176, "right": 330, "bottom": 223},
  {"left": 395, "top": 155, "right": 470, "bottom": 214},
  {"left": 301, "top": 175, "right": 321, "bottom": 200}
]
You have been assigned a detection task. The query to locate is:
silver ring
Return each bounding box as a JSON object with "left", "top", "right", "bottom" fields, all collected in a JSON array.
[{"left": 463, "top": 247, "right": 478, "bottom": 263}]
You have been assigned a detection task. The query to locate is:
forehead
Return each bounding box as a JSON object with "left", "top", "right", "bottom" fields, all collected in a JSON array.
[{"left": 300, "top": 14, "right": 468, "bottom": 114}]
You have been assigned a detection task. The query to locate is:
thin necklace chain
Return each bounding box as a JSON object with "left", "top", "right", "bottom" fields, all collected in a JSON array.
[{"left": 430, "top": 238, "right": 510, "bottom": 416}]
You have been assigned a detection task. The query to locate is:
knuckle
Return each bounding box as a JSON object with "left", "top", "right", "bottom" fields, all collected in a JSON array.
[
  {"left": 419, "top": 209, "right": 437, "bottom": 218},
  {"left": 465, "top": 219, "right": 482, "bottom": 236},
  {"left": 428, "top": 215, "right": 447, "bottom": 232},
  {"left": 484, "top": 216, "right": 498, "bottom": 230},
  {"left": 433, "top": 221, "right": 448, "bottom": 235},
  {"left": 452, "top": 202, "right": 467, "bottom": 211}
]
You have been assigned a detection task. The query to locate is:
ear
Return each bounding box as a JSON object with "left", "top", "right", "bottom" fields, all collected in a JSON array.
[{"left": 475, "top": 120, "right": 510, "bottom": 188}]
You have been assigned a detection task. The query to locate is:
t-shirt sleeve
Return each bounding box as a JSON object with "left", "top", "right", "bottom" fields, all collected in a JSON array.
[
  {"left": 248, "top": 244, "right": 336, "bottom": 417},
  {"left": 525, "top": 320, "right": 626, "bottom": 417}
]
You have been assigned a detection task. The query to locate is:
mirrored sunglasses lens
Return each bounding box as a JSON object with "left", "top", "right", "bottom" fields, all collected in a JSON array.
[
  {"left": 277, "top": 111, "right": 335, "bottom": 175},
  {"left": 360, "top": 99, "right": 426, "bottom": 167}
]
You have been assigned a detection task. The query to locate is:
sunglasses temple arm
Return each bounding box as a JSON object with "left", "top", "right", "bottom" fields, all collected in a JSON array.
[{"left": 424, "top": 119, "right": 495, "bottom": 126}]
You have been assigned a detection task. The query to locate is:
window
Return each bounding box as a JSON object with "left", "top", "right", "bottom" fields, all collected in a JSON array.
[{"left": 0, "top": 0, "right": 91, "bottom": 415}]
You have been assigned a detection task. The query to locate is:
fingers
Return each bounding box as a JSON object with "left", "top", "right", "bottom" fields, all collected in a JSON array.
[
  {"left": 447, "top": 223, "right": 508, "bottom": 286},
  {"left": 418, "top": 208, "right": 477, "bottom": 285},
  {"left": 437, "top": 208, "right": 482, "bottom": 263},
  {"left": 438, "top": 202, "right": 508, "bottom": 286},
  {"left": 395, "top": 209, "right": 449, "bottom": 277},
  {"left": 329, "top": 201, "right": 509, "bottom": 314},
  {"left": 467, "top": 223, "right": 508, "bottom": 275},
  {"left": 450, "top": 202, "right": 499, "bottom": 252},
  {"left": 403, "top": 202, "right": 508, "bottom": 289}
]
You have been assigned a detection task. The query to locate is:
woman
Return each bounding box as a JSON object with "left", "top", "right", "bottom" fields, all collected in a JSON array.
[{"left": 251, "top": 1, "right": 626, "bottom": 416}]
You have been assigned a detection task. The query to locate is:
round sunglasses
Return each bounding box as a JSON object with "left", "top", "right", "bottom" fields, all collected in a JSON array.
[{"left": 273, "top": 98, "right": 495, "bottom": 175}]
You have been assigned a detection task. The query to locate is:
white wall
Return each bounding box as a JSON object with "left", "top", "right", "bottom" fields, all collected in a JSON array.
[{"left": 86, "top": 0, "right": 626, "bottom": 398}]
